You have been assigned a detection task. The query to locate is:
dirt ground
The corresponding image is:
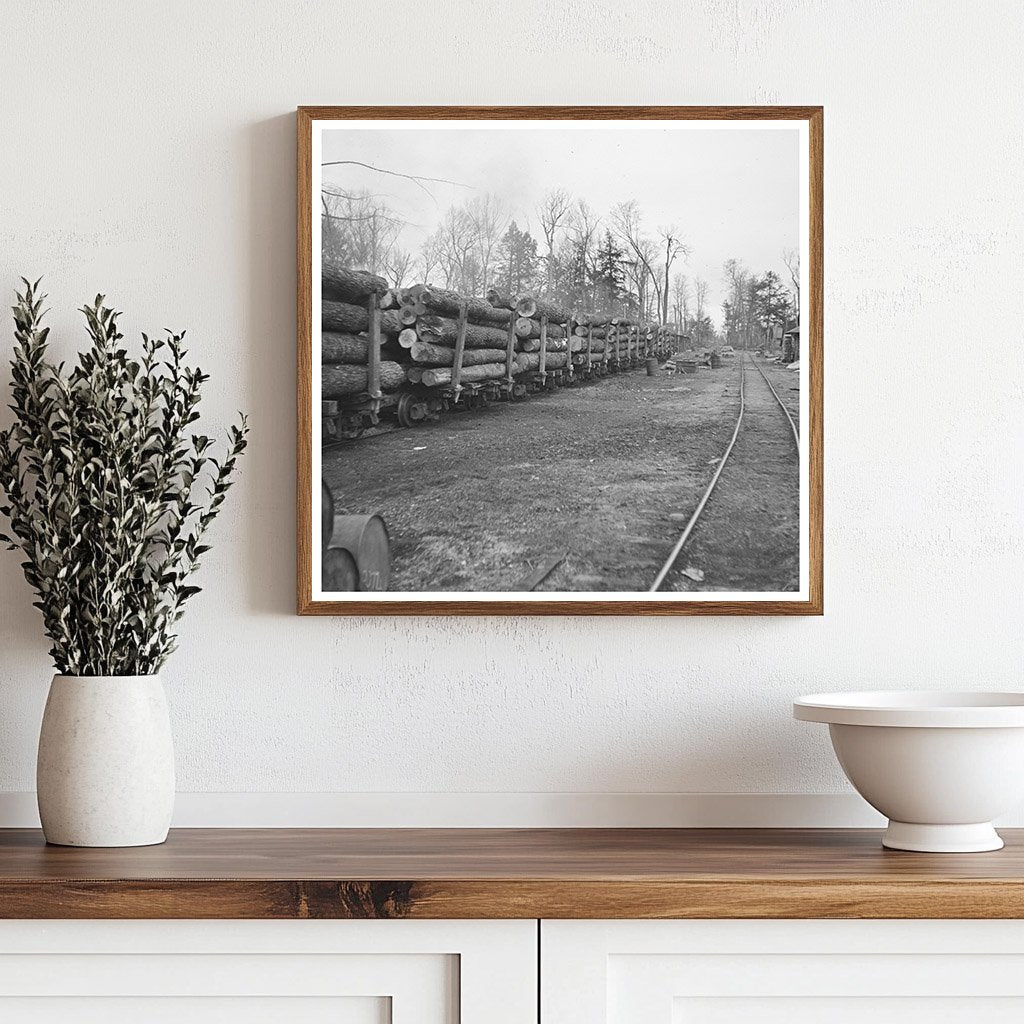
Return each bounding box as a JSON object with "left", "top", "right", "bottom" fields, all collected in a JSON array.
[{"left": 322, "top": 358, "right": 801, "bottom": 593}]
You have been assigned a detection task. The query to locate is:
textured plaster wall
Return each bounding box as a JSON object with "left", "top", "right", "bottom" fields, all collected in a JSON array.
[{"left": 0, "top": 1, "right": 1022, "bottom": 812}]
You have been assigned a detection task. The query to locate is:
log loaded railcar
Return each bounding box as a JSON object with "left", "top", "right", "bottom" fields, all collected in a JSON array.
[{"left": 318, "top": 260, "right": 682, "bottom": 442}]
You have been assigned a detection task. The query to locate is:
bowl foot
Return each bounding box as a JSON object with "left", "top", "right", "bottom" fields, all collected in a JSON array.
[{"left": 882, "top": 821, "right": 1004, "bottom": 853}]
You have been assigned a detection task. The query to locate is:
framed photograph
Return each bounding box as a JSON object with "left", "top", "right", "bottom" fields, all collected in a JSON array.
[{"left": 298, "top": 106, "right": 822, "bottom": 615}]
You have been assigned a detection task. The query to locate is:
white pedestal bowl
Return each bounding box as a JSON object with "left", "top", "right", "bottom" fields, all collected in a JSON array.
[{"left": 793, "top": 691, "right": 1024, "bottom": 852}]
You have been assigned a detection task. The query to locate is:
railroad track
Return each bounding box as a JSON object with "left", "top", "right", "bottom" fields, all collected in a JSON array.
[
  {"left": 748, "top": 354, "right": 800, "bottom": 448},
  {"left": 649, "top": 352, "right": 801, "bottom": 593}
]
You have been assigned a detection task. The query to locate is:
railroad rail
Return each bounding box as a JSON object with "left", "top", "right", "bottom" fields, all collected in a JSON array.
[
  {"left": 649, "top": 353, "right": 800, "bottom": 592},
  {"left": 748, "top": 352, "right": 800, "bottom": 452}
]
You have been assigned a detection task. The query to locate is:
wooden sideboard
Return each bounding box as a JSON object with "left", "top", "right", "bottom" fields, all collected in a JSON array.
[
  {"left": 2, "top": 826, "right": 1024, "bottom": 919},
  {"left": 3, "top": 828, "right": 1024, "bottom": 1022}
]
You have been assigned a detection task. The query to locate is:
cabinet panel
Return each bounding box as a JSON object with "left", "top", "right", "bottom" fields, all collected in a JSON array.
[
  {"left": 671, "top": 998, "right": 1024, "bottom": 1024},
  {"left": 0, "top": 920, "right": 536, "bottom": 1024},
  {"left": 543, "top": 920, "right": 1024, "bottom": 1024},
  {"left": 0, "top": 997, "right": 389, "bottom": 1024}
]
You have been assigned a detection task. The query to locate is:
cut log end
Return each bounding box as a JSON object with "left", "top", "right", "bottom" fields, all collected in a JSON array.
[{"left": 516, "top": 295, "right": 538, "bottom": 318}]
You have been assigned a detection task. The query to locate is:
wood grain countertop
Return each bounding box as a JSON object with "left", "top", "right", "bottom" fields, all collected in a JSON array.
[{"left": 1, "top": 827, "right": 1023, "bottom": 919}]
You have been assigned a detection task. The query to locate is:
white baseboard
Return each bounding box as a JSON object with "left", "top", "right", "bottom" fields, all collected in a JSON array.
[
  {"left": 0, "top": 791, "right": 888, "bottom": 828},
  {"left": 3, "top": 790, "right": 1021, "bottom": 829}
]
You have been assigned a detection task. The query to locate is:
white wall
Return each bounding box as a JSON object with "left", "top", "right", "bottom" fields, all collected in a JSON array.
[{"left": 1, "top": 0, "right": 1022, "bottom": 826}]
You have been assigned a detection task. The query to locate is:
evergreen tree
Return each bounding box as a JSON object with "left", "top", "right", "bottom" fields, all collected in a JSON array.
[
  {"left": 693, "top": 315, "right": 716, "bottom": 345},
  {"left": 752, "top": 271, "right": 794, "bottom": 341},
  {"left": 493, "top": 221, "right": 540, "bottom": 297},
  {"left": 592, "top": 230, "right": 627, "bottom": 315}
]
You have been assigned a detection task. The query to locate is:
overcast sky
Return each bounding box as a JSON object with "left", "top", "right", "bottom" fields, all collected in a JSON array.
[{"left": 321, "top": 124, "right": 801, "bottom": 325}]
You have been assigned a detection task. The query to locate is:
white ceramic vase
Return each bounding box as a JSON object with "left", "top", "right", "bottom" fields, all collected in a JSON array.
[{"left": 36, "top": 675, "right": 175, "bottom": 847}]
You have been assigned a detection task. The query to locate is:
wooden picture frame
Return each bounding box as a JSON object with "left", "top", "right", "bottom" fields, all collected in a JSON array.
[{"left": 298, "top": 106, "right": 822, "bottom": 615}]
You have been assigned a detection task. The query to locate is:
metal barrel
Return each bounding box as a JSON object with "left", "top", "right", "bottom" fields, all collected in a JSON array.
[
  {"left": 330, "top": 513, "right": 391, "bottom": 591},
  {"left": 322, "top": 545, "right": 359, "bottom": 592},
  {"left": 321, "top": 480, "right": 335, "bottom": 548},
  {"left": 645, "top": 356, "right": 658, "bottom": 376}
]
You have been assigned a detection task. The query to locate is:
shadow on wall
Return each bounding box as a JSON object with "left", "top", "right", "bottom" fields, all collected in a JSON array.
[
  {"left": 0, "top": 573, "right": 49, "bottom": 669},
  {"left": 243, "top": 113, "right": 299, "bottom": 617}
]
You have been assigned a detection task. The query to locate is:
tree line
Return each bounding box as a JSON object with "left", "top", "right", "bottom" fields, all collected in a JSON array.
[
  {"left": 717, "top": 254, "right": 801, "bottom": 351},
  {"left": 322, "top": 183, "right": 799, "bottom": 347}
]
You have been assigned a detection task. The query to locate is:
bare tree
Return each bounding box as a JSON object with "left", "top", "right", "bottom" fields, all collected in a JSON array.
[
  {"left": 567, "top": 199, "right": 601, "bottom": 307},
  {"left": 416, "top": 228, "right": 444, "bottom": 285},
  {"left": 638, "top": 238, "right": 663, "bottom": 320},
  {"left": 782, "top": 247, "right": 801, "bottom": 319},
  {"left": 693, "top": 276, "right": 709, "bottom": 347},
  {"left": 537, "top": 188, "right": 572, "bottom": 295},
  {"left": 611, "top": 201, "right": 664, "bottom": 322},
  {"left": 386, "top": 247, "right": 414, "bottom": 289},
  {"left": 438, "top": 206, "right": 477, "bottom": 291},
  {"left": 320, "top": 188, "right": 403, "bottom": 275},
  {"left": 722, "top": 258, "right": 754, "bottom": 349},
  {"left": 466, "top": 194, "right": 509, "bottom": 296},
  {"left": 671, "top": 273, "right": 690, "bottom": 335},
  {"left": 570, "top": 199, "right": 600, "bottom": 251},
  {"left": 658, "top": 227, "right": 691, "bottom": 324}
]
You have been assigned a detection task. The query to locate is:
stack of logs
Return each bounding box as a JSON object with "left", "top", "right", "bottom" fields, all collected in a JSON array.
[{"left": 320, "top": 258, "right": 682, "bottom": 401}]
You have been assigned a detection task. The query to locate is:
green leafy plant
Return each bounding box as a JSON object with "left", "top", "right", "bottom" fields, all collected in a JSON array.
[{"left": 0, "top": 279, "right": 248, "bottom": 676}]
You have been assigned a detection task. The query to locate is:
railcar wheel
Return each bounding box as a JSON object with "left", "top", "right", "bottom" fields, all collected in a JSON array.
[
  {"left": 396, "top": 392, "right": 427, "bottom": 428},
  {"left": 396, "top": 393, "right": 413, "bottom": 427}
]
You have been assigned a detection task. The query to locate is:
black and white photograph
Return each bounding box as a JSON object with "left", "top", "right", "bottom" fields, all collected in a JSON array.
[{"left": 301, "top": 110, "right": 821, "bottom": 612}]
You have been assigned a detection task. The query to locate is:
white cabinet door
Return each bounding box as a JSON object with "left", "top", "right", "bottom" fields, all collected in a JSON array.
[
  {"left": 542, "top": 919, "right": 1024, "bottom": 1024},
  {"left": 0, "top": 919, "right": 536, "bottom": 1024}
]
